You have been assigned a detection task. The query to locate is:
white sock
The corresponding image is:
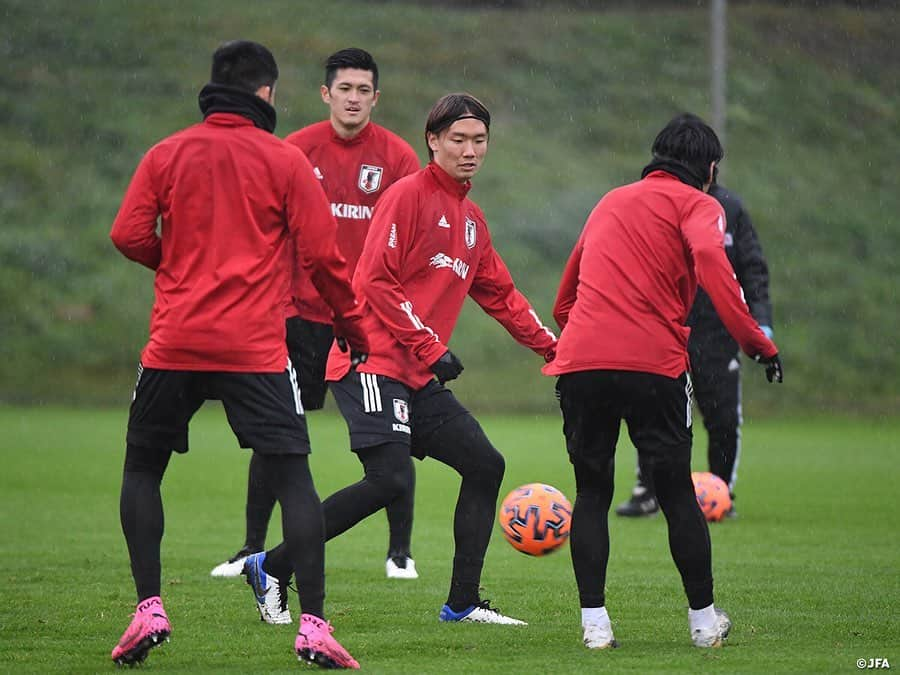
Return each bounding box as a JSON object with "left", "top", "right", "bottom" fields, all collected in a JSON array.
[
  {"left": 689, "top": 604, "right": 716, "bottom": 631},
  {"left": 582, "top": 606, "right": 610, "bottom": 627}
]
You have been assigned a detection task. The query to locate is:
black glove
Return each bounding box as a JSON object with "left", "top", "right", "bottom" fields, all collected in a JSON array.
[
  {"left": 754, "top": 352, "right": 783, "bottom": 383},
  {"left": 336, "top": 336, "right": 368, "bottom": 368},
  {"left": 430, "top": 350, "right": 464, "bottom": 384}
]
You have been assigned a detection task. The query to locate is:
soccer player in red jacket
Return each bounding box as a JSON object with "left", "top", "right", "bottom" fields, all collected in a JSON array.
[
  {"left": 247, "top": 93, "right": 557, "bottom": 626},
  {"left": 543, "top": 114, "right": 782, "bottom": 651},
  {"left": 210, "top": 48, "right": 422, "bottom": 583},
  {"left": 109, "top": 41, "right": 365, "bottom": 669}
]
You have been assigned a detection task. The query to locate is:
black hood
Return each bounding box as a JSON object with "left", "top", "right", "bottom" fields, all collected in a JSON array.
[
  {"left": 198, "top": 83, "right": 276, "bottom": 133},
  {"left": 640, "top": 156, "right": 708, "bottom": 190}
]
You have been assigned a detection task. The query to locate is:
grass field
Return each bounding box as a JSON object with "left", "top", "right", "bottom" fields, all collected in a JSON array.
[{"left": 1, "top": 405, "right": 897, "bottom": 673}]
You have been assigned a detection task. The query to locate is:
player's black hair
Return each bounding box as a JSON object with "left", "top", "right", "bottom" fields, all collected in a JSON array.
[
  {"left": 650, "top": 113, "right": 724, "bottom": 185},
  {"left": 424, "top": 93, "right": 491, "bottom": 160},
  {"left": 210, "top": 40, "right": 278, "bottom": 93},
  {"left": 325, "top": 48, "right": 379, "bottom": 90}
]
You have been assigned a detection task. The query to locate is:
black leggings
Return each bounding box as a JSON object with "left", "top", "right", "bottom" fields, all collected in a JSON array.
[
  {"left": 265, "top": 413, "right": 505, "bottom": 608},
  {"left": 120, "top": 443, "right": 172, "bottom": 601},
  {"left": 243, "top": 442, "right": 417, "bottom": 556},
  {"left": 120, "top": 444, "right": 326, "bottom": 617},
  {"left": 254, "top": 453, "right": 326, "bottom": 618},
  {"left": 570, "top": 454, "right": 713, "bottom": 609}
]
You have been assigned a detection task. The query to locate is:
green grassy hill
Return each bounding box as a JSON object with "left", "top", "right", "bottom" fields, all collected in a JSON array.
[{"left": 2, "top": 1, "right": 898, "bottom": 414}]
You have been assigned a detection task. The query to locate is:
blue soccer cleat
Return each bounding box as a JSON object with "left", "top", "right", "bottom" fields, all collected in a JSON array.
[
  {"left": 242, "top": 552, "right": 292, "bottom": 625},
  {"left": 439, "top": 600, "right": 526, "bottom": 625}
]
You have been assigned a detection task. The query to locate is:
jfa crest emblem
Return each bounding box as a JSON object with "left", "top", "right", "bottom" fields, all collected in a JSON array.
[
  {"left": 465, "top": 217, "right": 477, "bottom": 249},
  {"left": 393, "top": 398, "right": 409, "bottom": 423},
  {"left": 358, "top": 164, "right": 384, "bottom": 194}
]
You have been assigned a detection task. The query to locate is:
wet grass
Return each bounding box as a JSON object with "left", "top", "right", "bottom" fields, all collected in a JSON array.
[{"left": 1, "top": 404, "right": 897, "bottom": 672}]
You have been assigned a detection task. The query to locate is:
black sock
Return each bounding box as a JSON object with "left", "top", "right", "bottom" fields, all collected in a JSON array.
[{"left": 447, "top": 579, "right": 480, "bottom": 611}]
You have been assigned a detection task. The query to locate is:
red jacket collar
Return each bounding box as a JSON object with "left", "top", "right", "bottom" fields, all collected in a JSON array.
[
  {"left": 426, "top": 162, "right": 471, "bottom": 200},
  {"left": 644, "top": 169, "right": 681, "bottom": 181},
  {"left": 203, "top": 112, "right": 257, "bottom": 128},
  {"left": 330, "top": 120, "right": 374, "bottom": 146}
]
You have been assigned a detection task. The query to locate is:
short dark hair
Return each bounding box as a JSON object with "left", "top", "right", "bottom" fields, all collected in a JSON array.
[
  {"left": 424, "top": 93, "right": 491, "bottom": 159},
  {"left": 651, "top": 113, "right": 724, "bottom": 179},
  {"left": 325, "top": 48, "right": 379, "bottom": 90},
  {"left": 210, "top": 40, "right": 278, "bottom": 93}
]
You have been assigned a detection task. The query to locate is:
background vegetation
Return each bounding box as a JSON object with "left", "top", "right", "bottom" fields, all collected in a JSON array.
[{"left": 2, "top": 1, "right": 898, "bottom": 416}]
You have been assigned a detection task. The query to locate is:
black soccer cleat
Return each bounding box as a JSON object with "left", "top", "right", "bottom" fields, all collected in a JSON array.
[{"left": 614, "top": 493, "right": 659, "bottom": 517}]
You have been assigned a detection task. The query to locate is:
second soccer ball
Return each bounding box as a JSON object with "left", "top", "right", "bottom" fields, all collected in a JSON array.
[{"left": 691, "top": 471, "right": 732, "bottom": 521}]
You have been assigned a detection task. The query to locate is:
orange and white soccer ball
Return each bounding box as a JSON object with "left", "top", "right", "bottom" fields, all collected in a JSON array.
[
  {"left": 498, "top": 483, "right": 572, "bottom": 556},
  {"left": 691, "top": 471, "right": 732, "bottom": 522}
]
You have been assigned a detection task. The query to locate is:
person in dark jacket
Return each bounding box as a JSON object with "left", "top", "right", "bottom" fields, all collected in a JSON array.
[{"left": 615, "top": 181, "right": 773, "bottom": 518}]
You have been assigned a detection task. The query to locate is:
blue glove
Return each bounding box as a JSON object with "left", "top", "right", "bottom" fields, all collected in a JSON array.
[{"left": 759, "top": 325, "right": 774, "bottom": 339}]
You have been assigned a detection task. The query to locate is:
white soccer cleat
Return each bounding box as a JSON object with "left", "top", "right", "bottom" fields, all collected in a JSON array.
[
  {"left": 691, "top": 608, "right": 732, "bottom": 648},
  {"left": 211, "top": 557, "right": 250, "bottom": 578},
  {"left": 439, "top": 600, "right": 527, "bottom": 625},
  {"left": 210, "top": 546, "right": 259, "bottom": 578},
  {"left": 583, "top": 622, "right": 619, "bottom": 649},
  {"left": 242, "top": 552, "right": 293, "bottom": 625},
  {"left": 385, "top": 556, "right": 419, "bottom": 579}
]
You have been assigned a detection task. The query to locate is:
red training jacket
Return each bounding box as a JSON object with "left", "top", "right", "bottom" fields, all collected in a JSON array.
[
  {"left": 110, "top": 112, "right": 366, "bottom": 372},
  {"left": 543, "top": 170, "right": 776, "bottom": 379},
  {"left": 326, "top": 162, "right": 557, "bottom": 390},
  {"left": 284, "top": 120, "right": 420, "bottom": 324}
]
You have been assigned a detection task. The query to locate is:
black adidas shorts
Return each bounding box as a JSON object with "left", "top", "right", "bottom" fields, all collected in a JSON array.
[
  {"left": 556, "top": 370, "right": 693, "bottom": 472},
  {"left": 329, "top": 372, "right": 469, "bottom": 458},
  {"left": 285, "top": 316, "right": 334, "bottom": 411},
  {"left": 126, "top": 363, "right": 310, "bottom": 455}
]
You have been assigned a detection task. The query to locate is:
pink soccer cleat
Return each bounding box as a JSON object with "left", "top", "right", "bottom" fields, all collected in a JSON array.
[
  {"left": 295, "top": 613, "right": 360, "bottom": 670},
  {"left": 111, "top": 596, "right": 171, "bottom": 666}
]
